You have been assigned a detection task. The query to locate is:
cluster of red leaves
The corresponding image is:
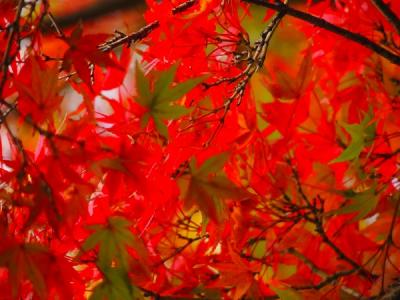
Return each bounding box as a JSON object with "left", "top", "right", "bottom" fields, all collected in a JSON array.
[{"left": 0, "top": 0, "right": 400, "bottom": 299}]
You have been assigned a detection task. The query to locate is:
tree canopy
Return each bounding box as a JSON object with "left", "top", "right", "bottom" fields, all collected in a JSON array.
[{"left": 0, "top": 0, "right": 400, "bottom": 299}]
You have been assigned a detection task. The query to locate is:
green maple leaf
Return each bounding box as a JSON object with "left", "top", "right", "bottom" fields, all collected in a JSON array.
[
  {"left": 335, "top": 188, "right": 378, "bottom": 221},
  {"left": 178, "top": 153, "right": 248, "bottom": 223},
  {"left": 135, "top": 63, "right": 207, "bottom": 138},
  {"left": 82, "top": 216, "right": 147, "bottom": 271},
  {"left": 271, "top": 287, "right": 302, "bottom": 300},
  {"left": 89, "top": 267, "right": 142, "bottom": 300},
  {"left": 331, "top": 111, "right": 376, "bottom": 163}
]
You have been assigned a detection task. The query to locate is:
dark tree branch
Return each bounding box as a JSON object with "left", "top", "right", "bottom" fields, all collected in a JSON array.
[
  {"left": 201, "top": 7, "right": 286, "bottom": 146},
  {"left": 297, "top": 269, "right": 359, "bottom": 291},
  {"left": 155, "top": 234, "right": 207, "bottom": 267},
  {"left": 45, "top": 0, "right": 146, "bottom": 29},
  {"left": 98, "top": 0, "right": 197, "bottom": 52},
  {"left": 286, "top": 247, "right": 330, "bottom": 279},
  {"left": 371, "top": 0, "right": 400, "bottom": 35},
  {"left": 98, "top": 21, "right": 159, "bottom": 52},
  {"left": 242, "top": 0, "right": 400, "bottom": 66},
  {"left": 314, "top": 217, "right": 376, "bottom": 280},
  {"left": 287, "top": 163, "right": 377, "bottom": 281}
]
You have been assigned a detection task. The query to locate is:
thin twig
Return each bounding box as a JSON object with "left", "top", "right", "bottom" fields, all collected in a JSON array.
[
  {"left": 282, "top": 248, "right": 363, "bottom": 296},
  {"left": 286, "top": 247, "right": 329, "bottom": 279},
  {"left": 203, "top": 8, "right": 286, "bottom": 146},
  {"left": 315, "top": 220, "right": 376, "bottom": 280},
  {"left": 98, "top": 0, "right": 197, "bottom": 52},
  {"left": 46, "top": 12, "right": 65, "bottom": 38},
  {"left": 155, "top": 234, "right": 207, "bottom": 267}
]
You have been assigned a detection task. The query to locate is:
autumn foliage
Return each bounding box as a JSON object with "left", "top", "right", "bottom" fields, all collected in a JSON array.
[{"left": 1, "top": 0, "right": 400, "bottom": 299}]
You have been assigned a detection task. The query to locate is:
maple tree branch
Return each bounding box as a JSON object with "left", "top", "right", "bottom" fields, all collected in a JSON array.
[
  {"left": 2, "top": 119, "right": 62, "bottom": 226},
  {"left": 1, "top": 0, "right": 49, "bottom": 117},
  {"left": 314, "top": 220, "right": 376, "bottom": 280},
  {"left": 289, "top": 162, "right": 313, "bottom": 208},
  {"left": 155, "top": 234, "right": 207, "bottom": 267},
  {"left": 203, "top": 8, "right": 286, "bottom": 146},
  {"left": 371, "top": 0, "right": 400, "bottom": 35},
  {"left": 0, "top": 0, "right": 30, "bottom": 161},
  {"left": 286, "top": 247, "right": 329, "bottom": 279},
  {"left": 286, "top": 247, "right": 362, "bottom": 295},
  {"left": 297, "top": 269, "right": 361, "bottom": 291},
  {"left": 98, "top": 0, "right": 196, "bottom": 52},
  {"left": 242, "top": 0, "right": 400, "bottom": 66},
  {"left": 0, "top": 0, "right": 25, "bottom": 93},
  {"left": 289, "top": 254, "right": 359, "bottom": 299},
  {"left": 0, "top": 1, "right": 119, "bottom": 168},
  {"left": 2, "top": 122, "right": 62, "bottom": 233},
  {"left": 99, "top": 21, "right": 159, "bottom": 52},
  {"left": 287, "top": 165, "right": 376, "bottom": 280}
]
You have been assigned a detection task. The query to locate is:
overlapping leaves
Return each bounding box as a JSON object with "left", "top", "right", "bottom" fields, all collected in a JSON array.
[
  {"left": 89, "top": 268, "right": 142, "bottom": 300},
  {"left": 0, "top": 241, "right": 77, "bottom": 300},
  {"left": 178, "top": 153, "right": 248, "bottom": 223},
  {"left": 82, "top": 216, "right": 146, "bottom": 270},
  {"left": 82, "top": 216, "right": 147, "bottom": 300}
]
